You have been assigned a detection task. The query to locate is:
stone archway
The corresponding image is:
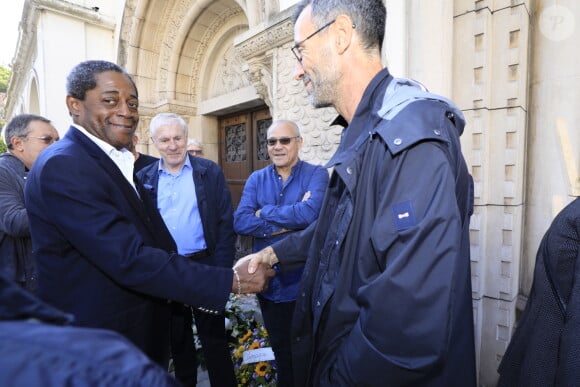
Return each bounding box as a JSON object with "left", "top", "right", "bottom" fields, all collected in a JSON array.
[{"left": 118, "top": 0, "right": 270, "bottom": 161}]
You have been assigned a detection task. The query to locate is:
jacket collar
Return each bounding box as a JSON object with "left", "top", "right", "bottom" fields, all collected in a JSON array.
[
  {"left": 326, "top": 68, "right": 393, "bottom": 168},
  {"left": 0, "top": 152, "right": 27, "bottom": 175}
]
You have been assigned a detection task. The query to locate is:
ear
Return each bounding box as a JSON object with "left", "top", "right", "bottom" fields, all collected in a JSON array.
[
  {"left": 10, "top": 135, "right": 24, "bottom": 152},
  {"left": 66, "top": 95, "right": 81, "bottom": 117},
  {"left": 334, "top": 14, "right": 355, "bottom": 55}
]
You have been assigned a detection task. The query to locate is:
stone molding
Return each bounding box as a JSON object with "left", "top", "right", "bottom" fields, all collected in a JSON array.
[
  {"left": 32, "top": 0, "right": 115, "bottom": 28},
  {"left": 138, "top": 100, "right": 197, "bottom": 117},
  {"left": 235, "top": 15, "right": 294, "bottom": 60}
]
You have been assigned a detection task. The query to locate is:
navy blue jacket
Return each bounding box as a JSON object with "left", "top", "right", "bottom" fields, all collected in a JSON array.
[
  {"left": 274, "top": 70, "right": 476, "bottom": 386},
  {"left": 25, "top": 126, "right": 233, "bottom": 365},
  {"left": 0, "top": 271, "right": 179, "bottom": 386},
  {"left": 137, "top": 154, "right": 236, "bottom": 269}
]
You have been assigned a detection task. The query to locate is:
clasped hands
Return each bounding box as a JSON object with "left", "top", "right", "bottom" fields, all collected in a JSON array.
[{"left": 231, "top": 246, "right": 278, "bottom": 295}]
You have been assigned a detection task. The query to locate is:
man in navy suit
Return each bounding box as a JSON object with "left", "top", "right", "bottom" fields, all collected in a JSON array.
[{"left": 24, "top": 60, "right": 274, "bottom": 367}]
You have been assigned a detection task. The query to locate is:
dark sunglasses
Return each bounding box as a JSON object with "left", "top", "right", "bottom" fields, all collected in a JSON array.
[
  {"left": 267, "top": 136, "right": 300, "bottom": 146},
  {"left": 22, "top": 135, "right": 58, "bottom": 144}
]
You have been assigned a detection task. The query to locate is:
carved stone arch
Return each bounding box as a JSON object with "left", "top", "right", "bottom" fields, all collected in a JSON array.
[
  {"left": 151, "top": 1, "right": 243, "bottom": 107},
  {"left": 118, "top": 0, "right": 176, "bottom": 104},
  {"left": 196, "top": 13, "right": 250, "bottom": 102}
]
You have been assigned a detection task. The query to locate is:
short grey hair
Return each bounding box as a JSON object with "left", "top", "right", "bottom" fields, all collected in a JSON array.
[
  {"left": 293, "top": 0, "right": 386, "bottom": 53},
  {"left": 150, "top": 113, "right": 188, "bottom": 138},
  {"left": 187, "top": 138, "right": 203, "bottom": 148},
  {"left": 3, "top": 114, "right": 52, "bottom": 150}
]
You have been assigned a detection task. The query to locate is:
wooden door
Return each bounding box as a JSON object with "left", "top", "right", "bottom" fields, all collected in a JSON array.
[{"left": 219, "top": 107, "right": 272, "bottom": 209}]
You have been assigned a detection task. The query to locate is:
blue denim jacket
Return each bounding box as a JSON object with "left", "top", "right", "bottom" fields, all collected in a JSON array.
[{"left": 234, "top": 160, "right": 328, "bottom": 302}]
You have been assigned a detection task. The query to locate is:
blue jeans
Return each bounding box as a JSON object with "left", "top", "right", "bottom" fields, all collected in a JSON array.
[{"left": 258, "top": 296, "right": 296, "bottom": 387}]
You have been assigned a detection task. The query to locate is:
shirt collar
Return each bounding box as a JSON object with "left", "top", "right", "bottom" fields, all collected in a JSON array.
[
  {"left": 270, "top": 159, "right": 302, "bottom": 176},
  {"left": 72, "top": 124, "right": 131, "bottom": 157},
  {"left": 158, "top": 153, "right": 191, "bottom": 174}
]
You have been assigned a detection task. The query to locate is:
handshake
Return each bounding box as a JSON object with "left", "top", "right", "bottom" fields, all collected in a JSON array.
[{"left": 231, "top": 246, "right": 279, "bottom": 295}]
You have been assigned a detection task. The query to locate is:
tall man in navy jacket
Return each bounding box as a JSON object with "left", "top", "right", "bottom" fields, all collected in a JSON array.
[
  {"left": 138, "top": 113, "right": 237, "bottom": 387},
  {"left": 238, "top": 1, "right": 475, "bottom": 386},
  {"left": 24, "top": 60, "right": 274, "bottom": 367}
]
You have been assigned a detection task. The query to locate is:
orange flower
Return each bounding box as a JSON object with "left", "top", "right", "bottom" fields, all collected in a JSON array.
[
  {"left": 255, "top": 361, "right": 269, "bottom": 377},
  {"left": 249, "top": 340, "right": 261, "bottom": 350}
]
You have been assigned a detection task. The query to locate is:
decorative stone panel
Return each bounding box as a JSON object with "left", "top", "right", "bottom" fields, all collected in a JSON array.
[
  {"left": 234, "top": 7, "right": 340, "bottom": 166},
  {"left": 453, "top": 1, "right": 531, "bottom": 383},
  {"left": 479, "top": 297, "right": 517, "bottom": 386},
  {"left": 273, "top": 45, "right": 339, "bottom": 165}
]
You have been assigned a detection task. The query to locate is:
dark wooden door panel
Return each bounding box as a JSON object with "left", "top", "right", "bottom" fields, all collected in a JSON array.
[{"left": 219, "top": 107, "right": 271, "bottom": 209}]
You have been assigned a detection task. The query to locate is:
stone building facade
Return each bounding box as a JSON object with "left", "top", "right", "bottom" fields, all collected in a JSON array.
[{"left": 5, "top": 0, "right": 580, "bottom": 385}]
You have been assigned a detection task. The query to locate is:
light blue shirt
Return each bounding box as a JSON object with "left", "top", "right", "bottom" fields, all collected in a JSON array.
[{"left": 157, "top": 156, "right": 206, "bottom": 255}]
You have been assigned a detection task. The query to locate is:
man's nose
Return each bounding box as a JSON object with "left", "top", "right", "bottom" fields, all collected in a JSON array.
[
  {"left": 117, "top": 101, "right": 133, "bottom": 116},
  {"left": 293, "top": 61, "right": 305, "bottom": 81}
]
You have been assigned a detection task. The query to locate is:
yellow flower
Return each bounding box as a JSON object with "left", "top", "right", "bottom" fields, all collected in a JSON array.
[
  {"left": 239, "top": 329, "right": 252, "bottom": 343},
  {"left": 255, "top": 362, "right": 269, "bottom": 377},
  {"left": 234, "top": 345, "right": 245, "bottom": 358}
]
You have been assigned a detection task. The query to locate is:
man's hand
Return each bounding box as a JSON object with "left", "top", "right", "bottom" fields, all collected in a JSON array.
[
  {"left": 232, "top": 259, "right": 275, "bottom": 294},
  {"left": 234, "top": 246, "right": 278, "bottom": 274}
]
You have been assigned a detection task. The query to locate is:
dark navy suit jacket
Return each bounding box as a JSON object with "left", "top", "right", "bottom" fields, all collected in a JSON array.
[{"left": 24, "top": 126, "right": 233, "bottom": 365}]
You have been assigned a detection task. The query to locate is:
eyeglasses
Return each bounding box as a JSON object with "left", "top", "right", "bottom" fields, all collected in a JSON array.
[
  {"left": 291, "top": 19, "right": 336, "bottom": 63},
  {"left": 22, "top": 135, "right": 58, "bottom": 144},
  {"left": 188, "top": 150, "right": 203, "bottom": 155},
  {"left": 267, "top": 136, "right": 301, "bottom": 146}
]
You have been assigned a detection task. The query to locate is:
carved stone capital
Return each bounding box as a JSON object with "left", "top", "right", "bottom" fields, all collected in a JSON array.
[{"left": 243, "top": 55, "right": 274, "bottom": 111}]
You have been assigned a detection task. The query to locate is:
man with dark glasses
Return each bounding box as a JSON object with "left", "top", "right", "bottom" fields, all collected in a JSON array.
[
  {"left": 234, "top": 119, "right": 328, "bottom": 387},
  {"left": 0, "top": 114, "right": 59, "bottom": 293}
]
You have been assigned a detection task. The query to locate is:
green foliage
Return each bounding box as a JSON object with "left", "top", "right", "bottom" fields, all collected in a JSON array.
[
  {"left": 0, "top": 134, "right": 6, "bottom": 154},
  {"left": 0, "top": 66, "right": 10, "bottom": 93}
]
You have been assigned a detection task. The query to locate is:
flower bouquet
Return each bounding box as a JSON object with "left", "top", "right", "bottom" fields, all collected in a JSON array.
[{"left": 226, "top": 294, "right": 277, "bottom": 386}]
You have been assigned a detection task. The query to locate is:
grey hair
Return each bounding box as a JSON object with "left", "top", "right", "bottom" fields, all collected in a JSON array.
[
  {"left": 187, "top": 138, "right": 203, "bottom": 148},
  {"left": 3, "top": 114, "right": 51, "bottom": 150},
  {"left": 150, "top": 113, "right": 188, "bottom": 138},
  {"left": 267, "top": 120, "right": 301, "bottom": 137},
  {"left": 293, "top": 0, "right": 386, "bottom": 52}
]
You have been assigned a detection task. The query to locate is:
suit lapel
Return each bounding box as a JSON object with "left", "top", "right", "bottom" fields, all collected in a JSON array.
[{"left": 68, "top": 127, "right": 151, "bottom": 226}]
